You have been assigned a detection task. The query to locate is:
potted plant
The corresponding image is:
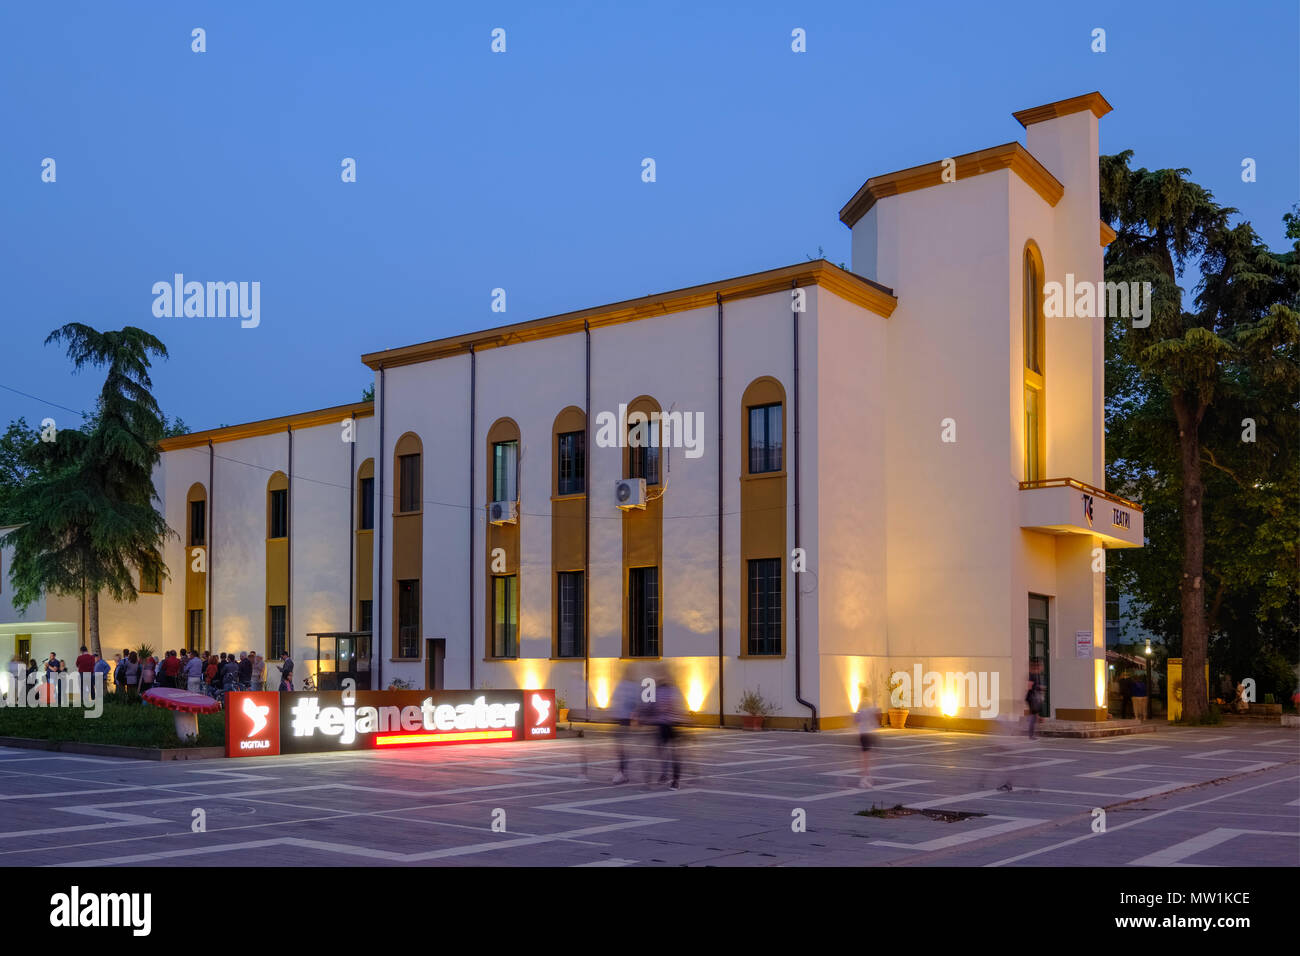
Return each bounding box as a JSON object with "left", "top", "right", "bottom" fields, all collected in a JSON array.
[
  {"left": 556, "top": 694, "right": 570, "bottom": 723},
  {"left": 886, "top": 673, "right": 909, "bottom": 729},
  {"left": 737, "top": 687, "right": 776, "bottom": 730}
]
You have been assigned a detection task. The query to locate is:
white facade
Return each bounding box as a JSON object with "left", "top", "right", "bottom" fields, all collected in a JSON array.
[{"left": 1, "top": 92, "right": 1143, "bottom": 728}]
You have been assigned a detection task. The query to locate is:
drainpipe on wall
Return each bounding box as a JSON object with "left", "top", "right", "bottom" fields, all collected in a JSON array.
[
  {"left": 348, "top": 422, "right": 355, "bottom": 632},
  {"left": 287, "top": 425, "right": 293, "bottom": 668},
  {"left": 583, "top": 319, "right": 591, "bottom": 717},
  {"left": 792, "top": 280, "right": 817, "bottom": 730},
  {"left": 375, "top": 367, "right": 385, "bottom": 693},
  {"left": 208, "top": 438, "right": 214, "bottom": 654},
  {"left": 716, "top": 293, "right": 724, "bottom": 727},
  {"left": 468, "top": 345, "right": 476, "bottom": 691}
]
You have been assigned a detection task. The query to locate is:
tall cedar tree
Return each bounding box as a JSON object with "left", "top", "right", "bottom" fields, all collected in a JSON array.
[
  {"left": 1, "top": 326, "right": 172, "bottom": 657},
  {"left": 1101, "top": 155, "right": 1299, "bottom": 717}
]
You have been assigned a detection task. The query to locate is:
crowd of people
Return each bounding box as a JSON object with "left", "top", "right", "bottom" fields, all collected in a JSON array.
[{"left": 5, "top": 646, "right": 302, "bottom": 707}]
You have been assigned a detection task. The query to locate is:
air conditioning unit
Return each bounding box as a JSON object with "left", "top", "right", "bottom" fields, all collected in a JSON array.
[
  {"left": 489, "top": 500, "right": 518, "bottom": 525},
  {"left": 614, "top": 478, "right": 646, "bottom": 511}
]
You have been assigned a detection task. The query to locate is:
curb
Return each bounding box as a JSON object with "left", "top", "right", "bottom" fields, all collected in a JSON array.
[{"left": 0, "top": 735, "right": 224, "bottom": 761}]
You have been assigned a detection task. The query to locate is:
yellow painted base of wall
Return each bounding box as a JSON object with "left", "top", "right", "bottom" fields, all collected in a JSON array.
[
  {"left": 893, "top": 713, "right": 1003, "bottom": 734},
  {"left": 1056, "top": 707, "right": 1108, "bottom": 722}
]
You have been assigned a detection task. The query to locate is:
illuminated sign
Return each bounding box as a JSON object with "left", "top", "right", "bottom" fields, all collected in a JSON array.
[{"left": 224, "top": 689, "right": 556, "bottom": 757}]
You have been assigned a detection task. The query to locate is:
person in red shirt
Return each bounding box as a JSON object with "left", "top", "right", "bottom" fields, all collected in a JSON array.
[
  {"left": 74, "top": 646, "right": 96, "bottom": 701},
  {"left": 161, "top": 650, "right": 183, "bottom": 688}
]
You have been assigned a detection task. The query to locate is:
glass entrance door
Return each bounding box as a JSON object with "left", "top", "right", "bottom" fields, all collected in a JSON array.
[{"left": 1028, "top": 594, "right": 1050, "bottom": 716}]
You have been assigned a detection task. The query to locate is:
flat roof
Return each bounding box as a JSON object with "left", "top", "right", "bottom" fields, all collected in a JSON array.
[
  {"left": 361, "top": 260, "right": 897, "bottom": 371},
  {"left": 158, "top": 401, "right": 374, "bottom": 451}
]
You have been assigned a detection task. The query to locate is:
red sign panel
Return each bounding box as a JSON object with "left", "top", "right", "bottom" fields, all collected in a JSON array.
[
  {"left": 224, "top": 689, "right": 556, "bottom": 758},
  {"left": 224, "top": 691, "right": 281, "bottom": 757}
]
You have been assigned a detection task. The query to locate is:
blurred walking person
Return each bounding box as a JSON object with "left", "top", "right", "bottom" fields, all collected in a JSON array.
[
  {"left": 1025, "top": 660, "right": 1045, "bottom": 740},
  {"left": 647, "top": 675, "right": 685, "bottom": 790},
  {"left": 854, "top": 685, "right": 881, "bottom": 788},
  {"left": 609, "top": 678, "right": 639, "bottom": 784}
]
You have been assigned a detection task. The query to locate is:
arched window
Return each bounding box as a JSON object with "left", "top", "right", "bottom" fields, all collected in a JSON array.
[
  {"left": 394, "top": 433, "right": 422, "bottom": 514},
  {"left": 486, "top": 419, "right": 521, "bottom": 659},
  {"left": 1023, "top": 242, "right": 1046, "bottom": 482},
  {"left": 186, "top": 482, "right": 207, "bottom": 547},
  {"left": 357, "top": 458, "right": 375, "bottom": 530},
  {"left": 740, "top": 377, "right": 787, "bottom": 657},
  {"left": 391, "top": 435, "right": 422, "bottom": 661},
  {"left": 624, "top": 395, "right": 661, "bottom": 486},
  {"left": 552, "top": 407, "right": 587, "bottom": 659},
  {"left": 266, "top": 471, "right": 288, "bottom": 539}
]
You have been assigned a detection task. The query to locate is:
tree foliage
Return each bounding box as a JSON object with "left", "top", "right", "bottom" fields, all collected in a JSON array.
[
  {"left": 1103, "top": 155, "right": 1299, "bottom": 711},
  {"left": 1, "top": 326, "right": 173, "bottom": 657}
]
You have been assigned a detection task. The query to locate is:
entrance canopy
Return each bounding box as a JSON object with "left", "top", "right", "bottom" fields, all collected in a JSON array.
[{"left": 306, "top": 631, "right": 373, "bottom": 691}]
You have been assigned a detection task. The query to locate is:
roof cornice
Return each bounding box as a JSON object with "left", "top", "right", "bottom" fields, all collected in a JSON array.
[
  {"left": 1013, "top": 91, "right": 1113, "bottom": 127},
  {"left": 838, "top": 141, "right": 1064, "bottom": 228},
  {"left": 158, "top": 401, "right": 374, "bottom": 451},
  {"left": 361, "top": 261, "right": 897, "bottom": 371}
]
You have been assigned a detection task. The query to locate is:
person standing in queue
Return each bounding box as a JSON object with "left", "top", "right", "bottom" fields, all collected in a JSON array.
[{"left": 75, "top": 646, "right": 95, "bottom": 701}]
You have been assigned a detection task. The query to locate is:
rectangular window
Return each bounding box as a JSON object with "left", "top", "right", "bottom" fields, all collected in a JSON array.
[
  {"left": 359, "top": 476, "right": 374, "bottom": 530},
  {"left": 628, "top": 566, "right": 659, "bottom": 657},
  {"left": 359, "top": 599, "right": 373, "bottom": 634},
  {"left": 268, "top": 605, "right": 286, "bottom": 659},
  {"left": 492, "top": 441, "right": 518, "bottom": 502},
  {"left": 269, "top": 488, "right": 288, "bottom": 539},
  {"left": 140, "top": 564, "right": 161, "bottom": 594},
  {"left": 747, "top": 558, "right": 782, "bottom": 655},
  {"left": 398, "top": 454, "right": 421, "bottom": 513},
  {"left": 397, "top": 579, "right": 419, "bottom": 658},
  {"left": 188, "top": 609, "right": 204, "bottom": 651},
  {"left": 557, "top": 431, "right": 585, "bottom": 495},
  {"left": 557, "top": 571, "right": 584, "bottom": 658},
  {"left": 748, "top": 404, "right": 783, "bottom": 474},
  {"left": 492, "top": 575, "right": 518, "bottom": 658},
  {"left": 189, "top": 499, "right": 206, "bottom": 546},
  {"left": 1024, "top": 386, "right": 1041, "bottom": 482}
]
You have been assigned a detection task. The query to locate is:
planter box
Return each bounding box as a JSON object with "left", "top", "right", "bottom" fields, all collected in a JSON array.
[
  {"left": 0, "top": 735, "right": 223, "bottom": 761},
  {"left": 741, "top": 714, "right": 764, "bottom": 731}
]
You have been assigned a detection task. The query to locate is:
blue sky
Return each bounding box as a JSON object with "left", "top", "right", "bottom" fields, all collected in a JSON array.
[{"left": 2, "top": 0, "right": 1295, "bottom": 431}]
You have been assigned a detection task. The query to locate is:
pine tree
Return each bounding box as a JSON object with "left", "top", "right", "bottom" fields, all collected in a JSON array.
[{"left": 1, "top": 326, "right": 172, "bottom": 657}]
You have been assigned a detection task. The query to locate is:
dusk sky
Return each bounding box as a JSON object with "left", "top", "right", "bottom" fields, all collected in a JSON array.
[{"left": 3, "top": 0, "right": 1295, "bottom": 432}]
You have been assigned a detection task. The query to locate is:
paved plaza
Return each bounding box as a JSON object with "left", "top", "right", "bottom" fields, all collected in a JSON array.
[{"left": 1, "top": 723, "right": 1296, "bottom": 867}]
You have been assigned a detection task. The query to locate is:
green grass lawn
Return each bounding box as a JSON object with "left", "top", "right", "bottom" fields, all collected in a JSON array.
[{"left": 0, "top": 696, "right": 224, "bottom": 748}]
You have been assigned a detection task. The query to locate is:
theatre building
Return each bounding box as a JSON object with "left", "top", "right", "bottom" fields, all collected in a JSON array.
[{"left": 0, "top": 91, "right": 1143, "bottom": 729}]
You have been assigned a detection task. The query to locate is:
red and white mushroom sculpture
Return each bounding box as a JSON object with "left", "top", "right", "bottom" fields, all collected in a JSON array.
[{"left": 143, "top": 687, "right": 222, "bottom": 742}]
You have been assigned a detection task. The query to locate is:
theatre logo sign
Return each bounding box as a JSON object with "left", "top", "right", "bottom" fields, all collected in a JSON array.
[{"left": 225, "top": 689, "right": 556, "bottom": 757}]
